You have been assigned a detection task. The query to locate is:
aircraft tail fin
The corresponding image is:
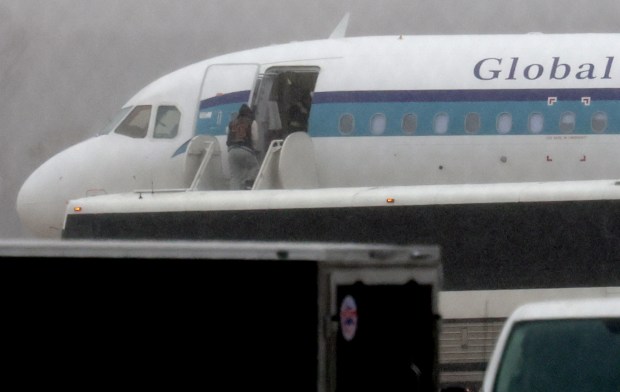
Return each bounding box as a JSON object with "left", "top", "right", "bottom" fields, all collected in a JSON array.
[{"left": 329, "top": 12, "right": 350, "bottom": 39}]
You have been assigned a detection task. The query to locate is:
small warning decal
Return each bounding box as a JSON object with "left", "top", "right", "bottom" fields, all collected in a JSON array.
[{"left": 340, "top": 295, "right": 358, "bottom": 341}]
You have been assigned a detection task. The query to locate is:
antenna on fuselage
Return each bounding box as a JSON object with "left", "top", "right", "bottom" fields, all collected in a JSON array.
[{"left": 329, "top": 12, "right": 350, "bottom": 39}]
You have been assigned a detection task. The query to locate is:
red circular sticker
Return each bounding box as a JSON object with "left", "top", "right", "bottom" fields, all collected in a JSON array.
[{"left": 340, "top": 295, "right": 358, "bottom": 341}]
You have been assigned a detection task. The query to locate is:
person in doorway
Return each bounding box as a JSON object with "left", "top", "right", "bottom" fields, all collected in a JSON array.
[
  {"left": 288, "top": 90, "right": 312, "bottom": 133},
  {"left": 227, "top": 104, "right": 259, "bottom": 190}
]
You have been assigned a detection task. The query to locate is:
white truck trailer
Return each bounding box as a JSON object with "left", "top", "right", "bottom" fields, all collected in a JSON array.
[{"left": 0, "top": 240, "right": 442, "bottom": 392}]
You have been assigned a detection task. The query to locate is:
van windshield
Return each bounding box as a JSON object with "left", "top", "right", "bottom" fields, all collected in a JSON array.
[{"left": 494, "top": 318, "right": 620, "bottom": 392}]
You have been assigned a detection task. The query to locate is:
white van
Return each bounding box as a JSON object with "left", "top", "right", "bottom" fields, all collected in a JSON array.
[{"left": 481, "top": 297, "right": 620, "bottom": 392}]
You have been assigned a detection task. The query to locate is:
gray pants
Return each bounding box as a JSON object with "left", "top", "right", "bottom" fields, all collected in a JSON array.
[{"left": 228, "top": 147, "right": 259, "bottom": 190}]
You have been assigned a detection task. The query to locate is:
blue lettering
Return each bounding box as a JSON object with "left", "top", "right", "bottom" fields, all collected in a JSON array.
[
  {"left": 473, "top": 57, "right": 614, "bottom": 81},
  {"left": 550, "top": 57, "right": 570, "bottom": 80},
  {"left": 524, "top": 64, "right": 544, "bottom": 80},
  {"left": 576, "top": 63, "right": 596, "bottom": 80},
  {"left": 474, "top": 58, "right": 502, "bottom": 80}
]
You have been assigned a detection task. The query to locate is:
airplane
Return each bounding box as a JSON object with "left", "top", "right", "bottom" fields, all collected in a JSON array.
[
  {"left": 17, "top": 23, "right": 620, "bottom": 238},
  {"left": 15, "top": 16, "right": 620, "bottom": 388}
]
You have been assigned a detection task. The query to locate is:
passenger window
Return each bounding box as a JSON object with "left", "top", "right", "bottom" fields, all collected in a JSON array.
[
  {"left": 115, "top": 105, "right": 151, "bottom": 138},
  {"left": 154, "top": 106, "right": 181, "bottom": 139},
  {"left": 339, "top": 114, "right": 355, "bottom": 135},
  {"left": 402, "top": 113, "right": 417, "bottom": 134},
  {"left": 465, "top": 112, "right": 481, "bottom": 134},
  {"left": 433, "top": 113, "right": 449, "bottom": 134},
  {"left": 559, "top": 112, "right": 576, "bottom": 134},
  {"left": 497, "top": 112, "right": 512, "bottom": 134},
  {"left": 528, "top": 112, "right": 544, "bottom": 134},
  {"left": 370, "top": 113, "right": 386, "bottom": 135},
  {"left": 592, "top": 111, "right": 608, "bottom": 133}
]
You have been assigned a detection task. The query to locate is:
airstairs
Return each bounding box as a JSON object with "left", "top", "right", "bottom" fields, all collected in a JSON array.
[
  {"left": 186, "top": 131, "right": 318, "bottom": 192},
  {"left": 253, "top": 139, "right": 284, "bottom": 190}
]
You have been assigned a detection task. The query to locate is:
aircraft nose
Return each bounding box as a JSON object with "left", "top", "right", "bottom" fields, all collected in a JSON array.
[
  {"left": 17, "top": 157, "right": 68, "bottom": 238},
  {"left": 17, "top": 135, "right": 127, "bottom": 238},
  {"left": 17, "top": 135, "right": 105, "bottom": 238}
]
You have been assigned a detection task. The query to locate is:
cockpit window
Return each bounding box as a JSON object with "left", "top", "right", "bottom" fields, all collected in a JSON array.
[
  {"left": 154, "top": 106, "right": 180, "bottom": 139},
  {"left": 100, "top": 106, "right": 132, "bottom": 135},
  {"left": 114, "top": 105, "right": 151, "bottom": 138}
]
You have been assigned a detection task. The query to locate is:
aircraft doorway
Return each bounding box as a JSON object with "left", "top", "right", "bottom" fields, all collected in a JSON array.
[
  {"left": 335, "top": 282, "right": 437, "bottom": 392},
  {"left": 251, "top": 67, "right": 319, "bottom": 158}
]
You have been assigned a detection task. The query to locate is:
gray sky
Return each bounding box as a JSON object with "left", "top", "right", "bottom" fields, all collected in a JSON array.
[{"left": 3, "top": 0, "right": 620, "bottom": 238}]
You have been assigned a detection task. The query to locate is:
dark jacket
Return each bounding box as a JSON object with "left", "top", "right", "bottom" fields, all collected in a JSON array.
[{"left": 227, "top": 104, "right": 254, "bottom": 149}]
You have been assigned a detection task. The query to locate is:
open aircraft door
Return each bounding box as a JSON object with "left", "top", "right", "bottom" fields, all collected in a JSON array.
[
  {"left": 186, "top": 64, "right": 259, "bottom": 187},
  {"left": 194, "top": 63, "right": 259, "bottom": 137}
]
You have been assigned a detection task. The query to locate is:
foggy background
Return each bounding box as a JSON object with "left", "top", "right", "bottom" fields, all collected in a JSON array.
[{"left": 3, "top": 0, "right": 620, "bottom": 238}]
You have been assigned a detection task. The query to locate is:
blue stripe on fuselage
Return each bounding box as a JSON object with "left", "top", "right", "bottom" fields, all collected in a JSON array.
[
  {"left": 312, "top": 88, "right": 620, "bottom": 103},
  {"left": 199, "top": 90, "right": 251, "bottom": 109}
]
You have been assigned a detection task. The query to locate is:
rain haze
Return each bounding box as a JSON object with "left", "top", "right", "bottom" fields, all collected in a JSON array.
[{"left": 3, "top": 0, "right": 620, "bottom": 238}]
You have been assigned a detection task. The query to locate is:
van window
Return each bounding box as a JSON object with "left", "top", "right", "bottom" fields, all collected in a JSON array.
[
  {"left": 493, "top": 319, "right": 620, "bottom": 392},
  {"left": 115, "top": 105, "right": 151, "bottom": 138}
]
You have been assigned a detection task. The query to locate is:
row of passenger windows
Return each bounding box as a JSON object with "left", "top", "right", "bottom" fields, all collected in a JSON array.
[
  {"left": 111, "top": 105, "right": 611, "bottom": 138},
  {"left": 113, "top": 105, "right": 180, "bottom": 139},
  {"left": 338, "top": 111, "right": 610, "bottom": 135}
]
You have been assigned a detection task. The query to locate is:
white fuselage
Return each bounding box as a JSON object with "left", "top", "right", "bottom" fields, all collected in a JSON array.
[{"left": 16, "top": 33, "right": 620, "bottom": 237}]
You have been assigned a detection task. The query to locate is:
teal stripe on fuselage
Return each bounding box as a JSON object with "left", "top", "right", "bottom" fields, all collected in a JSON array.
[
  {"left": 195, "top": 91, "right": 251, "bottom": 136},
  {"left": 308, "top": 100, "right": 619, "bottom": 136},
  {"left": 193, "top": 91, "right": 620, "bottom": 137},
  {"left": 195, "top": 101, "right": 245, "bottom": 136}
]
